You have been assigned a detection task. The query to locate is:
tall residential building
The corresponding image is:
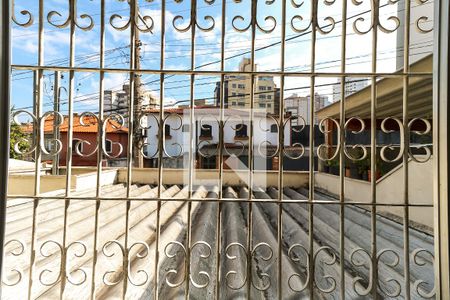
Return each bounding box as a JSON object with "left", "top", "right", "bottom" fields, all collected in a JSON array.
[
  {"left": 332, "top": 78, "right": 369, "bottom": 102},
  {"left": 284, "top": 94, "right": 309, "bottom": 125},
  {"left": 104, "top": 83, "right": 158, "bottom": 117},
  {"left": 214, "top": 58, "right": 279, "bottom": 114},
  {"left": 284, "top": 92, "right": 329, "bottom": 125}
]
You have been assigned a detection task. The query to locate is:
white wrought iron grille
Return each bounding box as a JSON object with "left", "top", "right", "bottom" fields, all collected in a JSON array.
[{"left": 1, "top": 0, "right": 441, "bottom": 299}]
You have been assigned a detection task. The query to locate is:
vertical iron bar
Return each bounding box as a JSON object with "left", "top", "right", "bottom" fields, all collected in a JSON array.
[
  {"left": 433, "top": 0, "right": 450, "bottom": 294},
  {"left": 186, "top": 0, "right": 198, "bottom": 297},
  {"left": 308, "top": 0, "right": 317, "bottom": 298},
  {"left": 402, "top": 0, "right": 411, "bottom": 297},
  {"left": 339, "top": 0, "right": 348, "bottom": 298},
  {"left": 61, "top": 0, "right": 77, "bottom": 297},
  {"left": 370, "top": 3, "right": 379, "bottom": 298},
  {"left": 246, "top": 0, "right": 257, "bottom": 296},
  {"left": 278, "top": 0, "right": 287, "bottom": 297},
  {"left": 154, "top": 0, "right": 166, "bottom": 297},
  {"left": 123, "top": 0, "right": 138, "bottom": 297},
  {"left": 215, "top": 0, "right": 227, "bottom": 296},
  {"left": 91, "top": 0, "right": 106, "bottom": 297},
  {"left": 52, "top": 71, "right": 61, "bottom": 176},
  {"left": 27, "top": 0, "right": 44, "bottom": 297},
  {"left": 0, "top": 0, "right": 11, "bottom": 292}
]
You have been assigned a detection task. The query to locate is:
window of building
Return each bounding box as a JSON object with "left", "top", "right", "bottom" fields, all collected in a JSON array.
[
  {"left": 182, "top": 124, "right": 189, "bottom": 132},
  {"left": 260, "top": 95, "right": 266, "bottom": 99},
  {"left": 105, "top": 139, "right": 113, "bottom": 153},
  {"left": 232, "top": 101, "right": 237, "bottom": 105},
  {"left": 72, "top": 139, "right": 83, "bottom": 154},
  {"left": 238, "top": 102, "right": 245, "bottom": 107},
  {"left": 267, "top": 86, "right": 272, "bottom": 90},
  {"left": 232, "top": 92, "right": 236, "bottom": 96},
  {"left": 267, "top": 103, "right": 272, "bottom": 108},
  {"left": 200, "top": 124, "right": 212, "bottom": 138},
  {"left": 238, "top": 84, "right": 245, "bottom": 89},
  {"left": 235, "top": 124, "right": 247, "bottom": 137},
  {"left": 270, "top": 124, "right": 278, "bottom": 133},
  {"left": 165, "top": 124, "right": 171, "bottom": 137},
  {"left": 232, "top": 83, "right": 236, "bottom": 88},
  {"left": 267, "top": 95, "right": 272, "bottom": 100},
  {"left": 259, "top": 103, "right": 266, "bottom": 108},
  {"left": 259, "top": 86, "right": 266, "bottom": 91}
]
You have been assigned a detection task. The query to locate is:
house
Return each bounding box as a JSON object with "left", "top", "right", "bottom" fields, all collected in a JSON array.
[
  {"left": 22, "top": 114, "right": 129, "bottom": 167},
  {"left": 140, "top": 106, "right": 309, "bottom": 170}
]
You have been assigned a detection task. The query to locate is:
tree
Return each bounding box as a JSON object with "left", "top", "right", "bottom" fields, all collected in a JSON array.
[{"left": 9, "top": 109, "right": 30, "bottom": 159}]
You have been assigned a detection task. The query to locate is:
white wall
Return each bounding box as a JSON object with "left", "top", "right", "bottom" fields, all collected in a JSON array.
[
  {"left": 315, "top": 158, "right": 433, "bottom": 229},
  {"left": 144, "top": 110, "right": 292, "bottom": 158}
]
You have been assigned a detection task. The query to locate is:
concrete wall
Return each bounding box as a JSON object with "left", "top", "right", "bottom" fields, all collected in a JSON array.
[
  {"left": 117, "top": 168, "right": 309, "bottom": 189},
  {"left": 315, "top": 158, "right": 433, "bottom": 228},
  {"left": 8, "top": 169, "right": 118, "bottom": 196}
]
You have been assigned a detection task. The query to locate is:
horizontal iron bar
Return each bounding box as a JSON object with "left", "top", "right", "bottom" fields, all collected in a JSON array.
[
  {"left": 11, "top": 65, "right": 433, "bottom": 78},
  {"left": 5, "top": 195, "right": 434, "bottom": 206}
]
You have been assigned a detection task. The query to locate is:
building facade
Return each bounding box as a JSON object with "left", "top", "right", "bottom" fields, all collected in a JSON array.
[
  {"left": 332, "top": 78, "right": 369, "bottom": 102},
  {"left": 214, "top": 58, "right": 279, "bottom": 114}
]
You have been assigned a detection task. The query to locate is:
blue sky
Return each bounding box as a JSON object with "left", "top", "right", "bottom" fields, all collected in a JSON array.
[{"left": 10, "top": 0, "right": 433, "bottom": 114}]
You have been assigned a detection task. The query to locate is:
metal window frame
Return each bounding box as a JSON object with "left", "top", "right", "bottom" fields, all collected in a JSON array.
[
  {"left": 0, "top": 0, "right": 448, "bottom": 298},
  {"left": 433, "top": 0, "right": 450, "bottom": 296},
  {"left": 0, "top": 1, "right": 11, "bottom": 296}
]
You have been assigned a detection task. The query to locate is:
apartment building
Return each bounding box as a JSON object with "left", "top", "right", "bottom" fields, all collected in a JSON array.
[{"left": 214, "top": 58, "right": 279, "bottom": 114}]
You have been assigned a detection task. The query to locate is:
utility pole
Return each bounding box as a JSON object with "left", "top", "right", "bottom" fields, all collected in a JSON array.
[{"left": 133, "top": 25, "right": 144, "bottom": 168}]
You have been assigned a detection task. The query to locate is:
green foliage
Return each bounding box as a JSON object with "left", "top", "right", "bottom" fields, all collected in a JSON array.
[{"left": 9, "top": 115, "right": 29, "bottom": 159}]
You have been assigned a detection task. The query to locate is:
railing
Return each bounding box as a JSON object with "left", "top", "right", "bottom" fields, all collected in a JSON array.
[{"left": 1, "top": 0, "right": 442, "bottom": 299}]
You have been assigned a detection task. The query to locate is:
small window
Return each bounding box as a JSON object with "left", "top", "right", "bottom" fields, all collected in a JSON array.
[
  {"left": 259, "top": 95, "right": 266, "bottom": 99},
  {"left": 259, "top": 103, "right": 266, "bottom": 108},
  {"left": 267, "top": 95, "right": 272, "bottom": 100},
  {"left": 200, "top": 124, "right": 212, "bottom": 138},
  {"left": 232, "top": 84, "right": 237, "bottom": 88},
  {"left": 232, "top": 92, "right": 236, "bottom": 96},
  {"left": 267, "top": 86, "right": 272, "bottom": 90},
  {"left": 105, "top": 140, "right": 112, "bottom": 153},
  {"left": 238, "top": 84, "right": 245, "bottom": 89},
  {"left": 259, "top": 86, "right": 266, "bottom": 91},
  {"left": 267, "top": 103, "right": 272, "bottom": 108},
  {"left": 238, "top": 102, "right": 245, "bottom": 107},
  {"left": 270, "top": 124, "right": 278, "bottom": 133},
  {"left": 236, "top": 124, "right": 247, "bottom": 137},
  {"left": 165, "top": 124, "right": 171, "bottom": 137},
  {"left": 72, "top": 139, "right": 83, "bottom": 154},
  {"left": 232, "top": 101, "right": 237, "bottom": 105}
]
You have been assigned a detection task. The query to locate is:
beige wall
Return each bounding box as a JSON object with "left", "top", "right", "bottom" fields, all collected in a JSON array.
[
  {"left": 315, "top": 158, "right": 433, "bottom": 229},
  {"left": 118, "top": 168, "right": 309, "bottom": 189},
  {"left": 8, "top": 169, "right": 118, "bottom": 196}
]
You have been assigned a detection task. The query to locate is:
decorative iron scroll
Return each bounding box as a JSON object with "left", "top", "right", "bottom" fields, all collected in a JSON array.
[
  {"left": 351, "top": 0, "right": 400, "bottom": 34},
  {"left": 223, "top": 242, "right": 274, "bottom": 291},
  {"left": 288, "top": 244, "right": 338, "bottom": 294},
  {"left": 411, "top": 248, "right": 436, "bottom": 298},
  {"left": 232, "top": 0, "right": 277, "bottom": 33},
  {"left": 110, "top": 0, "right": 155, "bottom": 32},
  {"left": 290, "top": 0, "right": 337, "bottom": 34},
  {"left": 172, "top": 0, "right": 216, "bottom": 33},
  {"left": 102, "top": 240, "right": 151, "bottom": 287},
  {"left": 350, "top": 248, "right": 401, "bottom": 297},
  {"left": 415, "top": 0, "right": 433, "bottom": 33},
  {"left": 39, "top": 240, "right": 88, "bottom": 286},
  {"left": 12, "top": 110, "right": 64, "bottom": 156},
  {"left": 12, "top": 0, "right": 34, "bottom": 27},
  {"left": 1, "top": 240, "right": 26, "bottom": 286},
  {"left": 164, "top": 241, "right": 212, "bottom": 289},
  {"left": 47, "top": 0, "right": 95, "bottom": 31}
]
